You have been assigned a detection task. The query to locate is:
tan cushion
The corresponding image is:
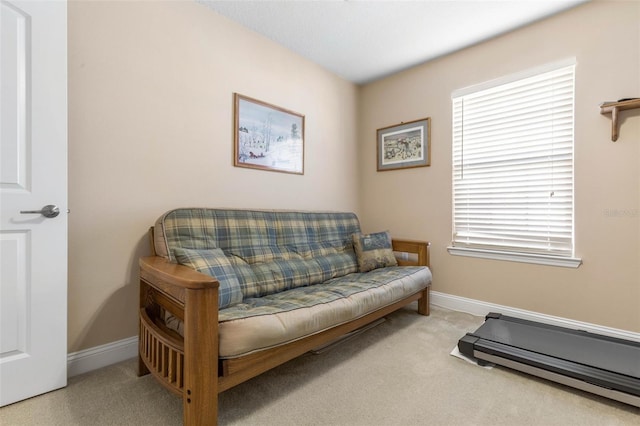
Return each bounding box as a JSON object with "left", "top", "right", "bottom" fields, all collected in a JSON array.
[
  {"left": 165, "top": 266, "right": 432, "bottom": 359},
  {"left": 352, "top": 231, "right": 397, "bottom": 272}
]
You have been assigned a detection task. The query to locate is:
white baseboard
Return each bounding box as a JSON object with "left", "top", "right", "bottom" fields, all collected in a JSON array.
[
  {"left": 66, "top": 292, "right": 640, "bottom": 377},
  {"left": 431, "top": 290, "right": 640, "bottom": 343},
  {"left": 67, "top": 336, "right": 138, "bottom": 377}
]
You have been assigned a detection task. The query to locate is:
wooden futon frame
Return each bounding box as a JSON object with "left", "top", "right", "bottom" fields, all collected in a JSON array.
[{"left": 138, "top": 228, "right": 430, "bottom": 425}]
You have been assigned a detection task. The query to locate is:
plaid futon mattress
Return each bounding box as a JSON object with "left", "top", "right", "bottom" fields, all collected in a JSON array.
[
  {"left": 155, "top": 208, "right": 362, "bottom": 298},
  {"left": 156, "top": 208, "right": 431, "bottom": 358},
  {"left": 166, "top": 265, "right": 431, "bottom": 358}
]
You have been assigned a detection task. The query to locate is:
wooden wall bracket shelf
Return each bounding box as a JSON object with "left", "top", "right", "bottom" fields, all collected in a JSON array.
[{"left": 599, "top": 98, "right": 640, "bottom": 142}]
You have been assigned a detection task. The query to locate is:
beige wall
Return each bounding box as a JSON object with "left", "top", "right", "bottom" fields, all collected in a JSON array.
[
  {"left": 358, "top": 0, "right": 640, "bottom": 332},
  {"left": 68, "top": 0, "right": 639, "bottom": 353},
  {"left": 68, "top": 0, "right": 359, "bottom": 351}
]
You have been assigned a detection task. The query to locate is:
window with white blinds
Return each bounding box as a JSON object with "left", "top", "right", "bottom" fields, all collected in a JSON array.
[{"left": 450, "top": 60, "right": 581, "bottom": 267}]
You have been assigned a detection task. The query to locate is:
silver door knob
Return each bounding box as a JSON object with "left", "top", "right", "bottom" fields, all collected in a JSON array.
[{"left": 20, "top": 204, "right": 60, "bottom": 218}]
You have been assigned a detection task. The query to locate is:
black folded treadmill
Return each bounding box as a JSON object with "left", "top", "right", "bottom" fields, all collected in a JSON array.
[{"left": 458, "top": 313, "right": 640, "bottom": 407}]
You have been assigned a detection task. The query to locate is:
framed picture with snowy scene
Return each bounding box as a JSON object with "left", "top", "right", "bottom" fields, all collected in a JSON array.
[{"left": 234, "top": 93, "right": 305, "bottom": 175}]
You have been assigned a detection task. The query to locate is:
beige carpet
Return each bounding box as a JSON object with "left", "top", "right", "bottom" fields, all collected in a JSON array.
[{"left": 2, "top": 305, "right": 638, "bottom": 425}]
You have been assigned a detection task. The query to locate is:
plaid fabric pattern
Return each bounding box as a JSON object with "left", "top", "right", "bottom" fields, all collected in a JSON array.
[
  {"left": 218, "top": 266, "right": 424, "bottom": 322},
  {"left": 173, "top": 248, "right": 243, "bottom": 308},
  {"left": 158, "top": 209, "right": 361, "bottom": 298}
]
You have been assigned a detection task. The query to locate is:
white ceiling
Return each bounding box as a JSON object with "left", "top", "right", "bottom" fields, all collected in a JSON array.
[{"left": 197, "top": 0, "right": 587, "bottom": 84}]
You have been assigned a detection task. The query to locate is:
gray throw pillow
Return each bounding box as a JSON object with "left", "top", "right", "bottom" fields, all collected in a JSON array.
[{"left": 352, "top": 231, "right": 397, "bottom": 272}]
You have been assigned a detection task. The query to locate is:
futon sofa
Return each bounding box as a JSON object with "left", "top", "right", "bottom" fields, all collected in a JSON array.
[{"left": 138, "top": 208, "right": 432, "bottom": 425}]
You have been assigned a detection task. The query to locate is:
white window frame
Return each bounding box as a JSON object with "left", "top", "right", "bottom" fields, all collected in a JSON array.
[{"left": 448, "top": 59, "right": 581, "bottom": 268}]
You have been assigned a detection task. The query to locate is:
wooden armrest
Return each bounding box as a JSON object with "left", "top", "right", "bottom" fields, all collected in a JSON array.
[
  {"left": 392, "top": 239, "right": 430, "bottom": 267},
  {"left": 139, "top": 256, "right": 220, "bottom": 303},
  {"left": 140, "top": 256, "right": 219, "bottom": 290}
]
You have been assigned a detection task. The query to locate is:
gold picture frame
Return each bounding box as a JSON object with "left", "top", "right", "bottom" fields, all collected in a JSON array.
[{"left": 234, "top": 93, "right": 305, "bottom": 175}]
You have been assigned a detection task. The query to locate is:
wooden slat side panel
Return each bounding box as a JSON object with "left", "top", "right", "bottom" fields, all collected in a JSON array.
[{"left": 139, "top": 308, "right": 185, "bottom": 396}]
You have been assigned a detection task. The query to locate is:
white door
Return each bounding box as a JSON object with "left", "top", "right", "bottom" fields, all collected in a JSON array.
[{"left": 0, "top": 0, "right": 67, "bottom": 406}]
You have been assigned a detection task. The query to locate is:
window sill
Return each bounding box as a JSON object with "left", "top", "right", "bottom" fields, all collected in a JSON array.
[{"left": 447, "top": 246, "right": 582, "bottom": 268}]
